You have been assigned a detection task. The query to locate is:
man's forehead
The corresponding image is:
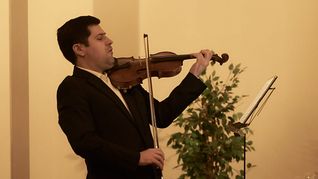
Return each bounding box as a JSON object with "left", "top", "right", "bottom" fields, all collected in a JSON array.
[{"left": 88, "top": 25, "right": 105, "bottom": 35}]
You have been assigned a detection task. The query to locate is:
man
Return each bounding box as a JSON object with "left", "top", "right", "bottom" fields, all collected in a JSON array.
[{"left": 56, "top": 15, "right": 212, "bottom": 179}]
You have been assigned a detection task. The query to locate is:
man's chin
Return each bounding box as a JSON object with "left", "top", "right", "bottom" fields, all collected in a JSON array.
[
  {"left": 110, "top": 57, "right": 116, "bottom": 68},
  {"left": 104, "top": 59, "right": 115, "bottom": 72}
]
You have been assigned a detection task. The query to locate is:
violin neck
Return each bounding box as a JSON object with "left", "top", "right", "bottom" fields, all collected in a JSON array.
[
  {"left": 151, "top": 54, "right": 194, "bottom": 62},
  {"left": 151, "top": 53, "right": 228, "bottom": 65}
]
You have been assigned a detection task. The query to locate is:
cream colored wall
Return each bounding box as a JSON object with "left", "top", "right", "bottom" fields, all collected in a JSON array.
[
  {"left": 139, "top": 0, "right": 318, "bottom": 179},
  {"left": 0, "top": 0, "right": 11, "bottom": 178},
  {"left": 28, "top": 1, "right": 93, "bottom": 179},
  {"left": 93, "top": 0, "right": 140, "bottom": 57}
]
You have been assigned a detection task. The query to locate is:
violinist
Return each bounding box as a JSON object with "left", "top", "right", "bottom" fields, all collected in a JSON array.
[{"left": 56, "top": 15, "right": 213, "bottom": 179}]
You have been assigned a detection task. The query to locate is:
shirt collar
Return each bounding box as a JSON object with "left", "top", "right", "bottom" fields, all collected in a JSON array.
[{"left": 76, "top": 66, "right": 108, "bottom": 80}]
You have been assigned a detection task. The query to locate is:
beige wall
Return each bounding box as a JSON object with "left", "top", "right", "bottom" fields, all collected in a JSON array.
[
  {"left": 3, "top": 0, "right": 318, "bottom": 178},
  {"left": 0, "top": 0, "right": 11, "bottom": 178},
  {"left": 28, "top": 1, "right": 93, "bottom": 179},
  {"left": 94, "top": 0, "right": 140, "bottom": 57}
]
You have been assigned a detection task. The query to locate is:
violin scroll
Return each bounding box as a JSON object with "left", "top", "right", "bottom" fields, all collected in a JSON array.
[{"left": 211, "top": 53, "right": 229, "bottom": 65}]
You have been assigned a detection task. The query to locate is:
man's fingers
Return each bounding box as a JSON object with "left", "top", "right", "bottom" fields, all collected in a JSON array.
[
  {"left": 139, "top": 148, "right": 165, "bottom": 170},
  {"left": 154, "top": 152, "right": 164, "bottom": 167},
  {"left": 152, "top": 149, "right": 164, "bottom": 169}
]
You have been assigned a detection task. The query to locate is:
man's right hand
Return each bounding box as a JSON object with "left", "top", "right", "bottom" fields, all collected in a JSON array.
[{"left": 139, "top": 148, "right": 165, "bottom": 170}]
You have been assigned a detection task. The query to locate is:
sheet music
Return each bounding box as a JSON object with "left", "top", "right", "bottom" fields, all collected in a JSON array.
[{"left": 240, "top": 75, "right": 278, "bottom": 124}]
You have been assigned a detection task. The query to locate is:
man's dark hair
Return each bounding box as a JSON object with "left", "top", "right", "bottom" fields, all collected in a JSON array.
[{"left": 57, "top": 16, "right": 100, "bottom": 65}]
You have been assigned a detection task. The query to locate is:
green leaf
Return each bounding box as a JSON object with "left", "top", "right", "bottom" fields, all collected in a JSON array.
[
  {"left": 229, "top": 64, "right": 234, "bottom": 70},
  {"left": 213, "top": 76, "right": 220, "bottom": 81},
  {"left": 212, "top": 70, "right": 216, "bottom": 76}
]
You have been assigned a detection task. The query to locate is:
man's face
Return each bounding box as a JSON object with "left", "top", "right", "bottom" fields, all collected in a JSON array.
[{"left": 82, "top": 25, "right": 114, "bottom": 72}]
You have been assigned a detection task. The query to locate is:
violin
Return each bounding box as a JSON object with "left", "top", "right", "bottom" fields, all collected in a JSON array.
[{"left": 107, "top": 51, "right": 229, "bottom": 90}]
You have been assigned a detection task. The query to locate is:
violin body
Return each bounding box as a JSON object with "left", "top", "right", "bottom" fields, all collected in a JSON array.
[{"left": 107, "top": 51, "right": 229, "bottom": 90}]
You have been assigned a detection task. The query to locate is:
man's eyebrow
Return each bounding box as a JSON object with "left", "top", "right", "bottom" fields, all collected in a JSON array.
[
  {"left": 96, "top": 32, "right": 106, "bottom": 36},
  {"left": 95, "top": 32, "right": 106, "bottom": 37}
]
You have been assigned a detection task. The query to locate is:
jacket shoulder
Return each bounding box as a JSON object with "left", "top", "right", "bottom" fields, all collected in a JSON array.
[{"left": 57, "top": 76, "right": 87, "bottom": 97}]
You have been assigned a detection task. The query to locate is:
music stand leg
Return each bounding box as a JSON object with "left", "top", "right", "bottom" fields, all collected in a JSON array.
[{"left": 244, "top": 134, "right": 246, "bottom": 179}]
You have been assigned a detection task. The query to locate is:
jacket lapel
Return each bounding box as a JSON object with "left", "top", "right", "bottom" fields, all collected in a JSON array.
[
  {"left": 121, "top": 88, "right": 154, "bottom": 148},
  {"left": 73, "top": 66, "right": 132, "bottom": 120}
]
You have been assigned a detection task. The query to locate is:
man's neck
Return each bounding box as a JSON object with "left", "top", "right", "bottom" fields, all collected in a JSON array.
[{"left": 77, "top": 66, "right": 104, "bottom": 76}]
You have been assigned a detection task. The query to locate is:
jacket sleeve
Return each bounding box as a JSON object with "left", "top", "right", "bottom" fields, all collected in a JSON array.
[
  {"left": 139, "top": 72, "right": 207, "bottom": 128},
  {"left": 57, "top": 77, "right": 140, "bottom": 172}
]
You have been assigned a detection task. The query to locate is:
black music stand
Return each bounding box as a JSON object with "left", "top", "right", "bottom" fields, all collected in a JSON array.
[{"left": 230, "top": 75, "right": 278, "bottom": 179}]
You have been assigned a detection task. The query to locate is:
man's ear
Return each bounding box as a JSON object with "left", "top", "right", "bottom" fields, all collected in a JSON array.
[{"left": 72, "top": 43, "right": 85, "bottom": 57}]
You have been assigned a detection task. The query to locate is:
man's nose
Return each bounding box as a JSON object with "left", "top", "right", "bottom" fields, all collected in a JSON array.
[{"left": 105, "top": 37, "right": 113, "bottom": 45}]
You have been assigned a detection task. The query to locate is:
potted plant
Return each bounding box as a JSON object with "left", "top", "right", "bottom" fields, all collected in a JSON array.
[{"left": 167, "top": 63, "right": 255, "bottom": 179}]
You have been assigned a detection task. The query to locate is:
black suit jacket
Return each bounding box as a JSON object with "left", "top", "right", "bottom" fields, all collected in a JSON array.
[{"left": 57, "top": 66, "right": 206, "bottom": 179}]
